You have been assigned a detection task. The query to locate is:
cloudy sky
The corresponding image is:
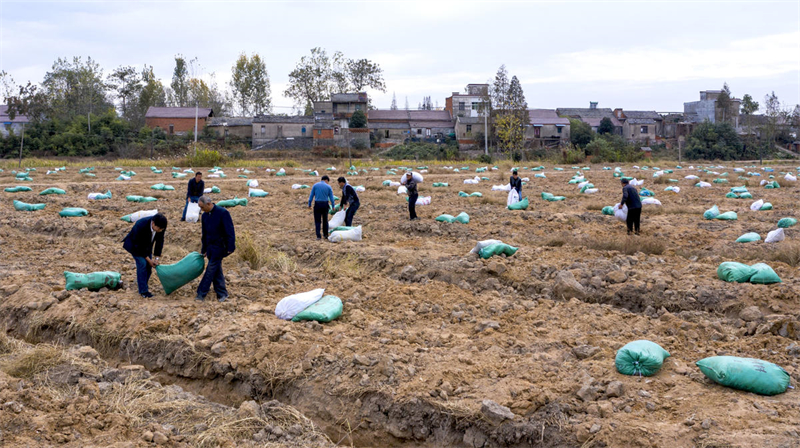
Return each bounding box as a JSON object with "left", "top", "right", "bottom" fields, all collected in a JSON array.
[{"left": 1, "top": 0, "right": 799, "bottom": 114}]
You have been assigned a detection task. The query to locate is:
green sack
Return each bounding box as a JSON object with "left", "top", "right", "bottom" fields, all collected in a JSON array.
[
  {"left": 13, "top": 200, "right": 46, "bottom": 211},
  {"left": 217, "top": 197, "right": 248, "bottom": 208},
  {"left": 4, "top": 186, "right": 33, "bottom": 192},
  {"left": 580, "top": 184, "right": 595, "bottom": 193},
  {"left": 739, "top": 192, "right": 753, "bottom": 199},
  {"left": 15, "top": 172, "right": 29, "bottom": 178},
  {"left": 433, "top": 182, "right": 449, "bottom": 187},
  {"left": 210, "top": 186, "right": 221, "bottom": 193},
  {"left": 730, "top": 186, "right": 748, "bottom": 194},
  {"left": 639, "top": 188, "right": 654, "bottom": 197},
  {"left": 615, "top": 340, "right": 671, "bottom": 376},
  {"left": 150, "top": 183, "right": 175, "bottom": 191},
  {"left": 469, "top": 192, "right": 482, "bottom": 197},
  {"left": 435, "top": 214, "right": 456, "bottom": 223},
  {"left": 238, "top": 175, "right": 248, "bottom": 178},
  {"left": 328, "top": 204, "right": 342, "bottom": 215},
  {"left": 541, "top": 192, "right": 554, "bottom": 200},
  {"left": 458, "top": 191, "right": 468, "bottom": 197},
  {"left": 725, "top": 192, "right": 739, "bottom": 199},
  {"left": 760, "top": 202, "right": 773, "bottom": 210},
  {"left": 276, "top": 172, "right": 287, "bottom": 177},
  {"left": 696, "top": 356, "right": 790, "bottom": 396},
  {"left": 126, "top": 195, "right": 158, "bottom": 203},
  {"left": 601, "top": 206, "right": 614, "bottom": 215},
  {"left": 93, "top": 190, "right": 112, "bottom": 200},
  {"left": 777, "top": 217, "right": 797, "bottom": 228},
  {"left": 59, "top": 207, "right": 88, "bottom": 217},
  {"left": 717, "top": 262, "right": 756, "bottom": 283},
  {"left": 172, "top": 172, "right": 187, "bottom": 178},
  {"left": 331, "top": 226, "right": 356, "bottom": 232},
  {"left": 382, "top": 180, "right": 391, "bottom": 186},
  {"left": 64, "top": 271, "right": 121, "bottom": 291},
  {"left": 479, "top": 243, "right": 518, "bottom": 259},
  {"left": 703, "top": 205, "right": 720, "bottom": 220},
  {"left": 291, "top": 294, "right": 343, "bottom": 322},
  {"left": 713, "top": 178, "right": 728, "bottom": 183},
  {"left": 749, "top": 263, "right": 782, "bottom": 284},
  {"left": 735, "top": 232, "right": 761, "bottom": 243},
  {"left": 39, "top": 187, "right": 66, "bottom": 195},
  {"left": 249, "top": 190, "right": 269, "bottom": 197},
  {"left": 507, "top": 197, "right": 529, "bottom": 210},
  {"left": 454, "top": 212, "right": 470, "bottom": 224},
  {"left": 715, "top": 211, "right": 737, "bottom": 220},
  {"left": 155, "top": 252, "right": 206, "bottom": 295}
]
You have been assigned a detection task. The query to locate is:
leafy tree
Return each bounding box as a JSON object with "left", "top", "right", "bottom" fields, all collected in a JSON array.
[
  {"left": 390, "top": 92, "right": 397, "bottom": 110},
  {"left": 230, "top": 53, "right": 271, "bottom": 116},
  {"left": 495, "top": 114, "right": 523, "bottom": 153},
  {"left": 41, "top": 56, "right": 112, "bottom": 121},
  {"left": 349, "top": 109, "right": 367, "bottom": 128},
  {"left": 685, "top": 121, "right": 748, "bottom": 160},
  {"left": 345, "top": 58, "right": 386, "bottom": 92},
  {"left": 569, "top": 118, "right": 593, "bottom": 147},
  {"left": 284, "top": 47, "right": 338, "bottom": 108},
  {"left": 490, "top": 65, "right": 509, "bottom": 114},
  {"left": 740, "top": 93, "right": 759, "bottom": 149},
  {"left": 107, "top": 65, "right": 142, "bottom": 121},
  {"left": 0, "top": 70, "right": 16, "bottom": 103},
  {"left": 762, "top": 91, "right": 781, "bottom": 162},
  {"left": 716, "top": 83, "right": 733, "bottom": 124},
  {"left": 506, "top": 75, "right": 528, "bottom": 155},
  {"left": 135, "top": 65, "right": 166, "bottom": 127},
  {"left": 170, "top": 54, "right": 190, "bottom": 107},
  {"left": 597, "top": 117, "right": 615, "bottom": 135}
]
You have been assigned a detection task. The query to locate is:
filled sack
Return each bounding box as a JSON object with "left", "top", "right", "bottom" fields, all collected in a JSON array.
[
  {"left": 507, "top": 189, "right": 520, "bottom": 206},
  {"left": 329, "top": 210, "right": 346, "bottom": 228},
  {"left": 478, "top": 243, "right": 518, "bottom": 259},
  {"left": 601, "top": 206, "right": 614, "bottom": 216},
  {"left": 155, "top": 252, "right": 206, "bottom": 295},
  {"left": 717, "top": 262, "right": 756, "bottom": 283},
  {"left": 470, "top": 239, "right": 502, "bottom": 254},
  {"left": 492, "top": 184, "right": 512, "bottom": 192},
  {"left": 735, "top": 232, "right": 761, "bottom": 243},
  {"left": 715, "top": 211, "right": 738, "bottom": 220},
  {"left": 703, "top": 205, "right": 720, "bottom": 220},
  {"left": 217, "top": 197, "right": 248, "bottom": 208},
  {"left": 508, "top": 197, "right": 529, "bottom": 210},
  {"left": 615, "top": 340, "right": 671, "bottom": 376},
  {"left": 275, "top": 288, "right": 325, "bottom": 320},
  {"left": 64, "top": 271, "right": 121, "bottom": 291},
  {"left": 613, "top": 203, "right": 628, "bottom": 222},
  {"left": 777, "top": 217, "right": 797, "bottom": 228},
  {"left": 750, "top": 199, "right": 764, "bottom": 211},
  {"left": 696, "top": 356, "right": 790, "bottom": 395},
  {"left": 4, "top": 186, "right": 33, "bottom": 192},
  {"left": 248, "top": 188, "right": 269, "bottom": 198},
  {"left": 121, "top": 209, "right": 158, "bottom": 223},
  {"left": 291, "top": 295, "right": 343, "bottom": 323},
  {"left": 185, "top": 202, "right": 201, "bottom": 223},
  {"left": 764, "top": 228, "right": 785, "bottom": 243},
  {"left": 13, "top": 200, "right": 46, "bottom": 211},
  {"left": 749, "top": 263, "right": 782, "bottom": 284},
  {"left": 59, "top": 207, "right": 88, "bottom": 217},
  {"left": 400, "top": 171, "right": 424, "bottom": 184},
  {"left": 39, "top": 187, "right": 66, "bottom": 195},
  {"left": 641, "top": 198, "right": 662, "bottom": 206},
  {"left": 328, "top": 226, "right": 362, "bottom": 243}
]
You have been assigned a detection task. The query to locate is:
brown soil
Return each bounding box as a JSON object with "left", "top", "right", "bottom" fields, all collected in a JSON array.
[{"left": 1, "top": 163, "right": 799, "bottom": 448}]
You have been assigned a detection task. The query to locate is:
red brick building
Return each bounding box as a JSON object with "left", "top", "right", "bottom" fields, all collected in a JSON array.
[{"left": 145, "top": 107, "right": 213, "bottom": 135}]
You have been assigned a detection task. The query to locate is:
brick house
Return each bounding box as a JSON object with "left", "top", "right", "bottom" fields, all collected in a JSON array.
[
  {"left": 145, "top": 107, "right": 213, "bottom": 135},
  {"left": 445, "top": 84, "right": 489, "bottom": 119},
  {"left": 206, "top": 117, "right": 253, "bottom": 140},
  {"left": 526, "top": 109, "right": 570, "bottom": 147}
]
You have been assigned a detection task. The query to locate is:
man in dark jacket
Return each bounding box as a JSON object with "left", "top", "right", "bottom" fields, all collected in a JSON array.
[
  {"left": 182, "top": 171, "right": 204, "bottom": 221},
  {"left": 196, "top": 196, "right": 236, "bottom": 302},
  {"left": 404, "top": 172, "right": 419, "bottom": 220},
  {"left": 122, "top": 213, "right": 167, "bottom": 298},
  {"left": 509, "top": 170, "right": 522, "bottom": 198},
  {"left": 621, "top": 178, "right": 642, "bottom": 235},
  {"left": 337, "top": 176, "right": 360, "bottom": 227}
]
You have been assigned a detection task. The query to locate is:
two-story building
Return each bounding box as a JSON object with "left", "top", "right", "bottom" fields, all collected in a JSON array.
[
  {"left": 684, "top": 90, "right": 741, "bottom": 128},
  {"left": 613, "top": 109, "right": 663, "bottom": 143},
  {"left": 445, "top": 84, "right": 489, "bottom": 119},
  {"left": 313, "top": 93, "right": 370, "bottom": 148}
]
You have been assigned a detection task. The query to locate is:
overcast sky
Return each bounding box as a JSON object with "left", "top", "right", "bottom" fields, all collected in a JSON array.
[{"left": 1, "top": 0, "right": 799, "bottom": 114}]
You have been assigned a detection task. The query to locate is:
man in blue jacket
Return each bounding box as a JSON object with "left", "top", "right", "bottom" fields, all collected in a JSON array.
[
  {"left": 621, "top": 178, "right": 642, "bottom": 235},
  {"left": 122, "top": 213, "right": 167, "bottom": 298},
  {"left": 308, "top": 175, "right": 335, "bottom": 240},
  {"left": 337, "top": 176, "right": 360, "bottom": 227},
  {"left": 181, "top": 171, "right": 204, "bottom": 221},
  {"left": 196, "top": 196, "right": 236, "bottom": 302}
]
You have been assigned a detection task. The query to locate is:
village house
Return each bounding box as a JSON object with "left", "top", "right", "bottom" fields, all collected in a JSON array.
[
  {"left": 206, "top": 117, "right": 253, "bottom": 141},
  {"left": 444, "top": 84, "right": 489, "bottom": 119},
  {"left": 313, "top": 93, "right": 370, "bottom": 148},
  {"left": 613, "top": 109, "right": 663, "bottom": 143},
  {"left": 684, "top": 90, "right": 741, "bottom": 129},
  {"left": 526, "top": 109, "right": 570, "bottom": 147},
  {"left": 556, "top": 103, "right": 623, "bottom": 135},
  {"left": 0, "top": 105, "right": 30, "bottom": 138},
  {"left": 251, "top": 115, "right": 314, "bottom": 149},
  {"left": 145, "top": 106, "right": 213, "bottom": 135},
  {"left": 368, "top": 109, "right": 455, "bottom": 147}
]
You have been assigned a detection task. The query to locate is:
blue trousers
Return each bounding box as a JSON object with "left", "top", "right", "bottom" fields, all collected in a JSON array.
[
  {"left": 344, "top": 202, "right": 359, "bottom": 226},
  {"left": 133, "top": 256, "right": 152, "bottom": 294},
  {"left": 197, "top": 256, "right": 227, "bottom": 298},
  {"left": 182, "top": 195, "right": 200, "bottom": 221}
]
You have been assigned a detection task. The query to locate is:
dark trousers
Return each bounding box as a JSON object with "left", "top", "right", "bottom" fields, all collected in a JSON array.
[
  {"left": 133, "top": 256, "right": 152, "bottom": 294},
  {"left": 514, "top": 188, "right": 522, "bottom": 199},
  {"left": 344, "top": 202, "right": 359, "bottom": 226},
  {"left": 313, "top": 202, "right": 329, "bottom": 239},
  {"left": 408, "top": 194, "right": 418, "bottom": 219},
  {"left": 197, "top": 256, "right": 227, "bottom": 298},
  {"left": 181, "top": 195, "right": 200, "bottom": 221},
  {"left": 627, "top": 207, "right": 642, "bottom": 233}
]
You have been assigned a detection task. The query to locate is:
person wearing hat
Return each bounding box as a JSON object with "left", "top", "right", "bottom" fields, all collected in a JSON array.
[
  {"left": 404, "top": 172, "right": 419, "bottom": 220},
  {"left": 509, "top": 170, "right": 522, "bottom": 198},
  {"left": 620, "top": 178, "right": 642, "bottom": 235}
]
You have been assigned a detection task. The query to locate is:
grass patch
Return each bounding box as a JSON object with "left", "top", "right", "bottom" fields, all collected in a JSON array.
[
  {"left": 583, "top": 236, "right": 666, "bottom": 255},
  {"left": 0, "top": 344, "right": 65, "bottom": 379},
  {"left": 585, "top": 202, "right": 605, "bottom": 211},
  {"left": 0, "top": 329, "right": 17, "bottom": 354},
  {"left": 653, "top": 176, "right": 670, "bottom": 184},
  {"left": 236, "top": 231, "right": 266, "bottom": 270},
  {"left": 265, "top": 247, "right": 297, "bottom": 273},
  {"left": 321, "top": 253, "right": 362, "bottom": 279}
]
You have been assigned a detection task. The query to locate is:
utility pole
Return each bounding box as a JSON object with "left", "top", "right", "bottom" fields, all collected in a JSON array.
[
  {"left": 18, "top": 122, "right": 24, "bottom": 168},
  {"left": 194, "top": 100, "right": 198, "bottom": 156},
  {"left": 484, "top": 107, "right": 489, "bottom": 156}
]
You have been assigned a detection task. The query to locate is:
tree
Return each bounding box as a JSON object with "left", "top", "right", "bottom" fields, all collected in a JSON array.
[
  {"left": 5, "top": 81, "right": 48, "bottom": 166},
  {"left": 170, "top": 54, "right": 189, "bottom": 107},
  {"left": 490, "top": 65, "right": 510, "bottom": 115},
  {"left": 762, "top": 91, "right": 781, "bottom": 163},
  {"left": 0, "top": 70, "right": 16, "bottom": 103},
  {"left": 135, "top": 65, "right": 166, "bottom": 128},
  {"left": 349, "top": 109, "right": 367, "bottom": 128},
  {"left": 740, "top": 93, "right": 759, "bottom": 149},
  {"left": 597, "top": 117, "right": 615, "bottom": 135},
  {"left": 506, "top": 76, "right": 528, "bottom": 155},
  {"left": 107, "top": 65, "right": 142, "bottom": 120},
  {"left": 685, "top": 121, "right": 748, "bottom": 160},
  {"left": 41, "top": 56, "right": 112, "bottom": 122},
  {"left": 345, "top": 58, "right": 386, "bottom": 92},
  {"left": 230, "top": 53, "right": 271, "bottom": 116},
  {"left": 569, "top": 118, "right": 593, "bottom": 147},
  {"left": 716, "top": 82, "right": 733, "bottom": 124},
  {"left": 495, "top": 113, "right": 523, "bottom": 154},
  {"left": 285, "top": 47, "right": 339, "bottom": 109},
  {"left": 390, "top": 92, "right": 397, "bottom": 110}
]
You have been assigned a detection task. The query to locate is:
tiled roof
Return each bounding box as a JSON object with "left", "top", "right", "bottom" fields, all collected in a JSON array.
[
  {"left": 145, "top": 107, "right": 213, "bottom": 118},
  {"left": 252, "top": 115, "right": 313, "bottom": 124},
  {"left": 368, "top": 122, "right": 409, "bottom": 129},
  {"left": 627, "top": 118, "right": 657, "bottom": 124},
  {"left": 621, "top": 110, "right": 661, "bottom": 120},
  {"left": 208, "top": 117, "right": 253, "bottom": 127},
  {"left": 528, "top": 109, "right": 570, "bottom": 125},
  {"left": 582, "top": 117, "right": 622, "bottom": 127},
  {"left": 556, "top": 107, "right": 615, "bottom": 119},
  {"left": 409, "top": 121, "right": 455, "bottom": 128},
  {"left": 331, "top": 93, "right": 367, "bottom": 103},
  {"left": 0, "top": 105, "right": 30, "bottom": 123},
  {"left": 368, "top": 110, "right": 409, "bottom": 120}
]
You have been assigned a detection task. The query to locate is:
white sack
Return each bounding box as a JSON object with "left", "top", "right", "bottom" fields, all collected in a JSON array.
[
  {"left": 207, "top": 174, "right": 220, "bottom": 178},
  {"left": 275, "top": 288, "right": 325, "bottom": 320},
  {"left": 642, "top": 197, "right": 662, "bottom": 206},
  {"left": 578, "top": 181, "right": 589, "bottom": 188},
  {"left": 584, "top": 188, "right": 599, "bottom": 194},
  {"left": 464, "top": 177, "right": 480, "bottom": 185},
  {"left": 310, "top": 170, "right": 318, "bottom": 176},
  {"left": 355, "top": 185, "right": 365, "bottom": 192},
  {"left": 469, "top": 239, "right": 503, "bottom": 254},
  {"left": 522, "top": 177, "right": 530, "bottom": 182},
  {"left": 278, "top": 168, "right": 286, "bottom": 174},
  {"left": 750, "top": 199, "right": 764, "bottom": 211},
  {"left": 507, "top": 189, "right": 520, "bottom": 206},
  {"left": 329, "top": 226, "right": 362, "bottom": 243},
  {"left": 420, "top": 169, "right": 428, "bottom": 174},
  {"left": 696, "top": 181, "right": 712, "bottom": 188},
  {"left": 246, "top": 179, "right": 258, "bottom": 187},
  {"left": 400, "top": 171, "right": 424, "bottom": 184},
  {"left": 492, "top": 183, "right": 512, "bottom": 192},
  {"left": 397, "top": 185, "right": 408, "bottom": 195},
  {"left": 734, "top": 168, "right": 744, "bottom": 172},
  {"left": 388, "top": 181, "right": 400, "bottom": 187},
  {"left": 118, "top": 175, "right": 131, "bottom": 181},
  {"left": 248, "top": 188, "right": 268, "bottom": 197},
  {"left": 765, "top": 228, "right": 785, "bottom": 243},
  {"left": 87, "top": 193, "right": 103, "bottom": 200},
  {"left": 785, "top": 173, "right": 797, "bottom": 182},
  {"left": 130, "top": 209, "right": 158, "bottom": 223},
  {"left": 291, "top": 184, "right": 303, "bottom": 189},
  {"left": 685, "top": 175, "right": 699, "bottom": 180},
  {"left": 329, "top": 210, "right": 346, "bottom": 228},
  {"left": 185, "top": 202, "right": 201, "bottom": 223},
  {"left": 630, "top": 178, "right": 644, "bottom": 186},
  {"left": 613, "top": 203, "right": 628, "bottom": 223},
  {"left": 414, "top": 196, "right": 432, "bottom": 206},
  {"left": 760, "top": 179, "right": 769, "bottom": 186}
]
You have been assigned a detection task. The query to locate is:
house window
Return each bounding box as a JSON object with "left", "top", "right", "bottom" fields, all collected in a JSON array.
[
  {"left": 302, "top": 127, "right": 306, "bottom": 135},
  {"left": 458, "top": 102, "right": 465, "bottom": 111},
  {"left": 426, "top": 128, "right": 431, "bottom": 137},
  {"left": 355, "top": 104, "right": 362, "bottom": 111},
  {"left": 168, "top": 124, "right": 174, "bottom": 135},
  {"left": 417, "top": 129, "right": 422, "bottom": 135},
  {"left": 471, "top": 102, "right": 482, "bottom": 112},
  {"left": 640, "top": 126, "right": 649, "bottom": 134},
  {"left": 557, "top": 127, "right": 562, "bottom": 134},
  {"left": 534, "top": 127, "right": 541, "bottom": 138},
  {"left": 385, "top": 130, "right": 390, "bottom": 138},
  {"left": 466, "top": 124, "right": 472, "bottom": 133},
  {"left": 224, "top": 128, "right": 229, "bottom": 137},
  {"left": 317, "top": 129, "right": 321, "bottom": 135},
  {"left": 261, "top": 125, "right": 265, "bottom": 136},
  {"left": 332, "top": 104, "right": 338, "bottom": 113}
]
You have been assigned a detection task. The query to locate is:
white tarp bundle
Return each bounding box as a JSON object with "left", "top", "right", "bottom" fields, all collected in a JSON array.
[
  {"left": 291, "top": 184, "right": 303, "bottom": 189},
  {"left": 642, "top": 197, "right": 662, "bottom": 206},
  {"left": 464, "top": 176, "right": 480, "bottom": 184},
  {"left": 329, "top": 210, "right": 346, "bottom": 228},
  {"left": 278, "top": 168, "right": 286, "bottom": 174},
  {"left": 355, "top": 185, "right": 366, "bottom": 192},
  {"left": 507, "top": 189, "right": 520, "bottom": 206},
  {"left": 246, "top": 179, "right": 258, "bottom": 187},
  {"left": 329, "top": 226, "right": 362, "bottom": 243},
  {"left": 785, "top": 173, "right": 797, "bottom": 182},
  {"left": 397, "top": 185, "right": 408, "bottom": 195},
  {"left": 696, "top": 181, "right": 712, "bottom": 188},
  {"left": 400, "top": 171, "right": 424, "bottom": 184},
  {"left": 630, "top": 178, "right": 644, "bottom": 186},
  {"left": 750, "top": 199, "right": 764, "bottom": 211},
  {"left": 765, "top": 228, "right": 785, "bottom": 243},
  {"left": 492, "top": 184, "right": 512, "bottom": 191},
  {"left": 248, "top": 188, "right": 268, "bottom": 197},
  {"left": 583, "top": 188, "right": 599, "bottom": 194},
  {"left": 760, "top": 179, "right": 769, "bottom": 186},
  {"left": 413, "top": 196, "right": 432, "bottom": 206},
  {"left": 185, "top": 202, "right": 201, "bottom": 222},
  {"left": 130, "top": 209, "right": 158, "bottom": 223},
  {"left": 469, "top": 239, "right": 502, "bottom": 254},
  {"left": 613, "top": 203, "right": 628, "bottom": 222},
  {"left": 685, "top": 175, "right": 700, "bottom": 180},
  {"left": 275, "top": 288, "right": 325, "bottom": 320}
]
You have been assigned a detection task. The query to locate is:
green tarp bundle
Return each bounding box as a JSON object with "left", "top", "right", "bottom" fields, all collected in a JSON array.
[
  {"left": 508, "top": 197, "right": 529, "bottom": 210},
  {"left": 703, "top": 205, "right": 719, "bottom": 220},
  {"left": 764, "top": 181, "right": 780, "bottom": 189},
  {"left": 435, "top": 212, "right": 469, "bottom": 224},
  {"left": 152, "top": 169, "right": 163, "bottom": 174},
  {"left": 615, "top": 340, "right": 670, "bottom": 376},
  {"left": 291, "top": 295, "right": 343, "bottom": 322},
  {"left": 731, "top": 186, "right": 748, "bottom": 194},
  {"left": 210, "top": 186, "right": 221, "bottom": 193},
  {"left": 760, "top": 202, "right": 773, "bottom": 210},
  {"left": 155, "top": 252, "right": 205, "bottom": 295},
  {"left": 739, "top": 192, "right": 753, "bottom": 199},
  {"left": 715, "top": 211, "right": 738, "bottom": 220},
  {"left": 580, "top": 184, "right": 596, "bottom": 193},
  {"left": 64, "top": 271, "right": 121, "bottom": 291},
  {"left": 249, "top": 190, "right": 269, "bottom": 197},
  {"left": 91, "top": 190, "right": 112, "bottom": 200},
  {"left": 150, "top": 183, "right": 175, "bottom": 191},
  {"left": 13, "top": 200, "right": 46, "bottom": 211},
  {"left": 328, "top": 204, "right": 341, "bottom": 215},
  {"left": 735, "top": 232, "right": 761, "bottom": 243},
  {"left": 717, "top": 262, "right": 757, "bottom": 283},
  {"left": 238, "top": 175, "right": 248, "bottom": 178},
  {"left": 479, "top": 243, "right": 518, "bottom": 259},
  {"left": 638, "top": 188, "right": 654, "bottom": 197},
  {"left": 78, "top": 167, "right": 95, "bottom": 174},
  {"left": 696, "top": 356, "right": 790, "bottom": 396},
  {"left": 382, "top": 180, "right": 392, "bottom": 186},
  {"left": 126, "top": 195, "right": 158, "bottom": 203},
  {"left": 84, "top": 173, "right": 96, "bottom": 177},
  {"left": 749, "top": 263, "right": 782, "bottom": 284},
  {"left": 4, "top": 186, "right": 32, "bottom": 192},
  {"left": 59, "top": 207, "right": 88, "bottom": 217},
  {"left": 217, "top": 197, "right": 248, "bottom": 208},
  {"left": 725, "top": 192, "right": 739, "bottom": 199},
  {"left": 777, "top": 217, "right": 797, "bottom": 228},
  {"left": 458, "top": 191, "right": 469, "bottom": 197},
  {"left": 15, "top": 172, "right": 30, "bottom": 178},
  {"left": 541, "top": 192, "right": 566, "bottom": 202},
  {"left": 172, "top": 172, "right": 187, "bottom": 178},
  {"left": 713, "top": 178, "right": 728, "bottom": 183},
  {"left": 601, "top": 206, "right": 614, "bottom": 215},
  {"left": 469, "top": 192, "right": 482, "bottom": 197},
  {"left": 276, "top": 172, "right": 287, "bottom": 177},
  {"left": 432, "top": 182, "right": 449, "bottom": 187}
]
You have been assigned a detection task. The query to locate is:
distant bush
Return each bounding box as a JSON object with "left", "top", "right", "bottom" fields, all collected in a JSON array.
[
  {"left": 189, "top": 148, "right": 223, "bottom": 167},
  {"left": 478, "top": 154, "right": 492, "bottom": 164},
  {"left": 384, "top": 142, "right": 461, "bottom": 160}
]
